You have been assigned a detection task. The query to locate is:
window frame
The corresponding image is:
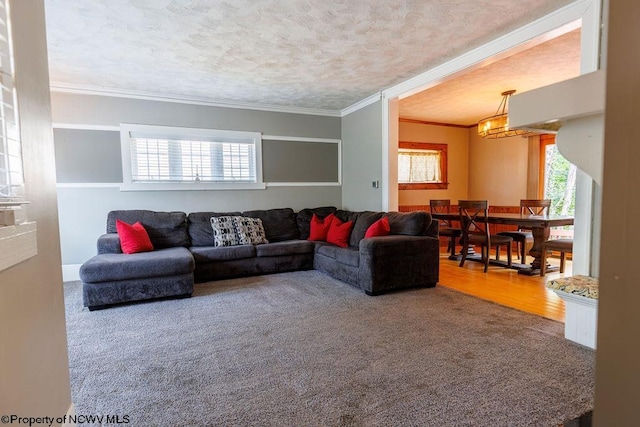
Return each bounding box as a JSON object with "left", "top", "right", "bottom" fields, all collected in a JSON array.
[
  {"left": 398, "top": 141, "right": 448, "bottom": 190},
  {"left": 538, "top": 134, "right": 555, "bottom": 198},
  {"left": 119, "top": 123, "right": 265, "bottom": 191},
  {"left": 0, "top": 0, "right": 24, "bottom": 201}
]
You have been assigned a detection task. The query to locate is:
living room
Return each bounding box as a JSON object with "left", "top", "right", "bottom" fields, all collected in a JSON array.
[{"left": 2, "top": 0, "right": 638, "bottom": 425}]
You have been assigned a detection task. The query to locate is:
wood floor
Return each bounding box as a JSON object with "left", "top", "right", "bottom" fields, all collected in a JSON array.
[{"left": 437, "top": 250, "right": 571, "bottom": 322}]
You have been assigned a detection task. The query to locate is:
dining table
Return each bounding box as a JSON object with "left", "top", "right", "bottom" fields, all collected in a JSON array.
[{"left": 431, "top": 211, "right": 574, "bottom": 275}]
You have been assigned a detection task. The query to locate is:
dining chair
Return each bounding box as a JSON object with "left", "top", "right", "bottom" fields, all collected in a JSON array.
[
  {"left": 540, "top": 238, "right": 573, "bottom": 275},
  {"left": 497, "top": 199, "right": 551, "bottom": 261},
  {"left": 429, "top": 199, "right": 462, "bottom": 258},
  {"left": 458, "top": 200, "right": 513, "bottom": 273}
]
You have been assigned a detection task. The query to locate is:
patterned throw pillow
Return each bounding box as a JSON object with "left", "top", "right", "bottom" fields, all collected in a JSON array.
[
  {"left": 210, "top": 216, "right": 240, "bottom": 247},
  {"left": 233, "top": 216, "right": 269, "bottom": 245}
]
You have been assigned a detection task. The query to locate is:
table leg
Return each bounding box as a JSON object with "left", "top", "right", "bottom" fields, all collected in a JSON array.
[{"left": 518, "top": 225, "right": 550, "bottom": 275}]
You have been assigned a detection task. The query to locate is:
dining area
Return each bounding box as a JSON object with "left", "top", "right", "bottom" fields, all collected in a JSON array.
[{"left": 428, "top": 199, "right": 575, "bottom": 277}]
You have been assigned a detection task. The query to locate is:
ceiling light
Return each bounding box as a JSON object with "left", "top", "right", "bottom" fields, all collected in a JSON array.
[{"left": 477, "top": 90, "right": 530, "bottom": 139}]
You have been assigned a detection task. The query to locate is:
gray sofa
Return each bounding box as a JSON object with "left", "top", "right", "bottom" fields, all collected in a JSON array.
[{"left": 79, "top": 207, "right": 440, "bottom": 310}]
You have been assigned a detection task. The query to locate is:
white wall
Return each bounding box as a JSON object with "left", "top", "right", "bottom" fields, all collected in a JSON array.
[{"left": 0, "top": 0, "right": 72, "bottom": 419}]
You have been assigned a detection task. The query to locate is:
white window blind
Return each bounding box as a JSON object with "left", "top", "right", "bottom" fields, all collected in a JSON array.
[
  {"left": 130, "top": 138, "right": 256, "bottom": 183},
  {"left": 0, "top": 0, "right": 23, "bottom": 199},
  {"left": 120, "top": 124, "right": 264, "bottom": 190},
  {"left": 398, "top": 149, "right": 441, "bottom": 183}
]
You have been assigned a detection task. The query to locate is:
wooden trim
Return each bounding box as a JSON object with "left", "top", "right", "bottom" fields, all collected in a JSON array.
[
  {"left": 539, "top": 134, "right": 556, "bottom": 198},
  {"left": 398, "top": 142, "right": 448, "bottom": 190},
  {"left": 399, "top": 118, "right": 473, "bottom": 129},
  {"left": 399, "top": 182, "right": 448, "bottom": 190},
  {"left": 399, "top": 141, "right": 447, "bottom": 151}
]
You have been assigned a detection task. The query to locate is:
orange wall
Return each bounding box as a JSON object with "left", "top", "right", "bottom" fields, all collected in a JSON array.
[
  {"left": 398, "top": 121, "right": 531, "bottom": 208},
  {"left": 398, "top": 122, "right": 469, "bottom": 206},
  {"left": 467, "top": 126, "right": 529, "bottom": 206}
]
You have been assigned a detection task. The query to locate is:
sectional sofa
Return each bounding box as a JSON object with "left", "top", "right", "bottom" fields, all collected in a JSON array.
[{"left": 79, "top": 207, "right": 440, "bottom": 310}]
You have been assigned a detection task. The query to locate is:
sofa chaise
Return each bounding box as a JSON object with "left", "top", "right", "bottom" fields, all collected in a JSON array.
[{"left": 79, "top": 207, "right": 440, "bottom": 310}]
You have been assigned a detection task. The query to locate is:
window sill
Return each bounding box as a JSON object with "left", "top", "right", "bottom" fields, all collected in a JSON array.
[
  {"left": 119, "top": 182, "right": 267, "bottom": 191},
  {"left": 0, "top": 221, "right": 37, "bottom": 272}
]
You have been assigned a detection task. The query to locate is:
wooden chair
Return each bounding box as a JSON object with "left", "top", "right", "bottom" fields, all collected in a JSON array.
[
  {"left": 430, "top": 199, "right": 462, "bottom": 258},
  {"left": 497, "top": 199, "right": 551, "bottom": 261},
  {"left": 458, "top": 200, "right": 513, "bottom": 273},
  {"left": 540, "top": 238, "right": 573, "bottom": 275}
]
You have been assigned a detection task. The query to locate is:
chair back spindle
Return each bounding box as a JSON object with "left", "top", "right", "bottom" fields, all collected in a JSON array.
[
  {"left": 430, "top": 199, "right": 462, "bottom": 258},
  {"left": 458, "top": 200, "right": 513, "bottom": 272},
  {"left": 520, "top": 199, "right": 551, "bottom": 216}
]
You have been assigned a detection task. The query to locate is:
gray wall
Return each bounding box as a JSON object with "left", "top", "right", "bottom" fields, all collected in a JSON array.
[
  {"left": 52, "top": 92, "right": 340, "bottom": 137},
  {"left": 262, "top": 140, "right": 339, "bottom": 182},
  {"left": 51, "top": 93, "right": 342, "bottom": 265},
  {"left": 54, "top": 129, "right": 340, "bottom": 184},
  {"left": 0, "top": 0, "right": 71, "bottom": 417},
  {"left": 54, "top": 128, "right": 122, "bottom": 182},
  {"left": 341, "top": 100, "right": 383, "bottom": 211}
]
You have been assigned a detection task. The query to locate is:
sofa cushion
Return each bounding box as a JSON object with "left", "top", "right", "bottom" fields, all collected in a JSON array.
[
  {"left": 115, "top": 220, "right": 154, "bottom": 254},
  {"left": 210, "top": 216, "right": 241, "bottom": 247},
  {"left": 242, "top": 208, "right": 299, "bottom": 242},
  {"left": 297, "top": 206, "right": 337, "bottom": 240},
  {"left": 335, "top": 209, "right": 360, "bottom": 225},
  {"left": 385, "top": 211, "right": 432, "bottom": 236},
  {"left": 107, "top": 210, "right": 190, "bottom": 248},
  {"left": 190, "top": 245, "right": 256, "bottom": 263},
  {"left": 188, "top": 211, "right": 242, "bottom": 247},
  {"left": 97, "top": 233, "right": 122, "bottom": 254},
  {"left": 255, "top": 240, "right": 315, "bottom": 257},
  {"left": 79, "top": 247, "right": 194, "bottom": 283},
  {"left": 349, "top": 211, "right": 384, "bottom": 247},
  {"left": 316, "top": 244, "right": 359, "bottom": 267},
  {"left": 233, "top": 216, "right": 269, "bottom": 245}
]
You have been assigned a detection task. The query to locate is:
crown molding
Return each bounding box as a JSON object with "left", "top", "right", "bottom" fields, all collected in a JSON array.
[
  {"left": 52, "top": 123, "right": 121, "bottom": 132},
  {"left": 340, "top": 92, "right": 382, "bottom": 116},
  {"left": 399, "top": 117, "right": 475, "bottom": 129},
  {"left": 49, "top": 83, "right": 342, "bottom": 118}
]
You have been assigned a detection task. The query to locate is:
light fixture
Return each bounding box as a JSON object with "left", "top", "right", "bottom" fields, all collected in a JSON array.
[{"left": 477, "top": 90, "right": 530, "bottom": 139}]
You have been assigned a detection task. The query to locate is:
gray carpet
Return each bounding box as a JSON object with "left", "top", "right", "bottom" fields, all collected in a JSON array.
[{"left": 64, "top": 271, "right": 595, "bottom": 426}]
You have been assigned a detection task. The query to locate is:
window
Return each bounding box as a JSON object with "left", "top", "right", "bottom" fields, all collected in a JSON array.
[
  {"left": 539, "top": 134, "right": 576, "bottom": 216},
  {"left": 539, "top": 134, "right": 575, "bottom": 239},
  {"left": 120, "top": 124, "right": 264, "bottom": 190},
  {"left": 0, "top": 0, "right": 37, "bottom": 273},
  {"left": 0, "top": 0, "right": 23, "bottom": 200},
  {"left": 398, "top": 142, "right": 448, "bottom": 190}
]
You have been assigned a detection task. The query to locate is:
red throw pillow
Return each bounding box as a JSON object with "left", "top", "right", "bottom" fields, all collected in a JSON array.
[
  {"left": 365, "top": 216, "right": 391, "bottom": 238},
  {"left": 116, "top": 219, "right": 154, "bottom": 254},
  {"left": 326, "top": 217, "right": 353, "bottom": 248},
  {"left": 308, "top": 213, "right": 335, "bottom": 241}
]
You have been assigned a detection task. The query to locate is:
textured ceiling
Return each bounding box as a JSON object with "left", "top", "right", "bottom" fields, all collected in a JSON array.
[
  {"left": 399, "top": 29, "right": 582, "bottom": 125},
  {"left": 44, "top": 0, "right": 575, "bottom": 113}
]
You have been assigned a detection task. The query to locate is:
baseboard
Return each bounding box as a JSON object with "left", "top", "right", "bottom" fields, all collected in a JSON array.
[
  {"left": 62, "top": 264, "right": 81, "bottom": 282},
  {"left": 63, "top": 403, "right": 76, "bottom": 427}
]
